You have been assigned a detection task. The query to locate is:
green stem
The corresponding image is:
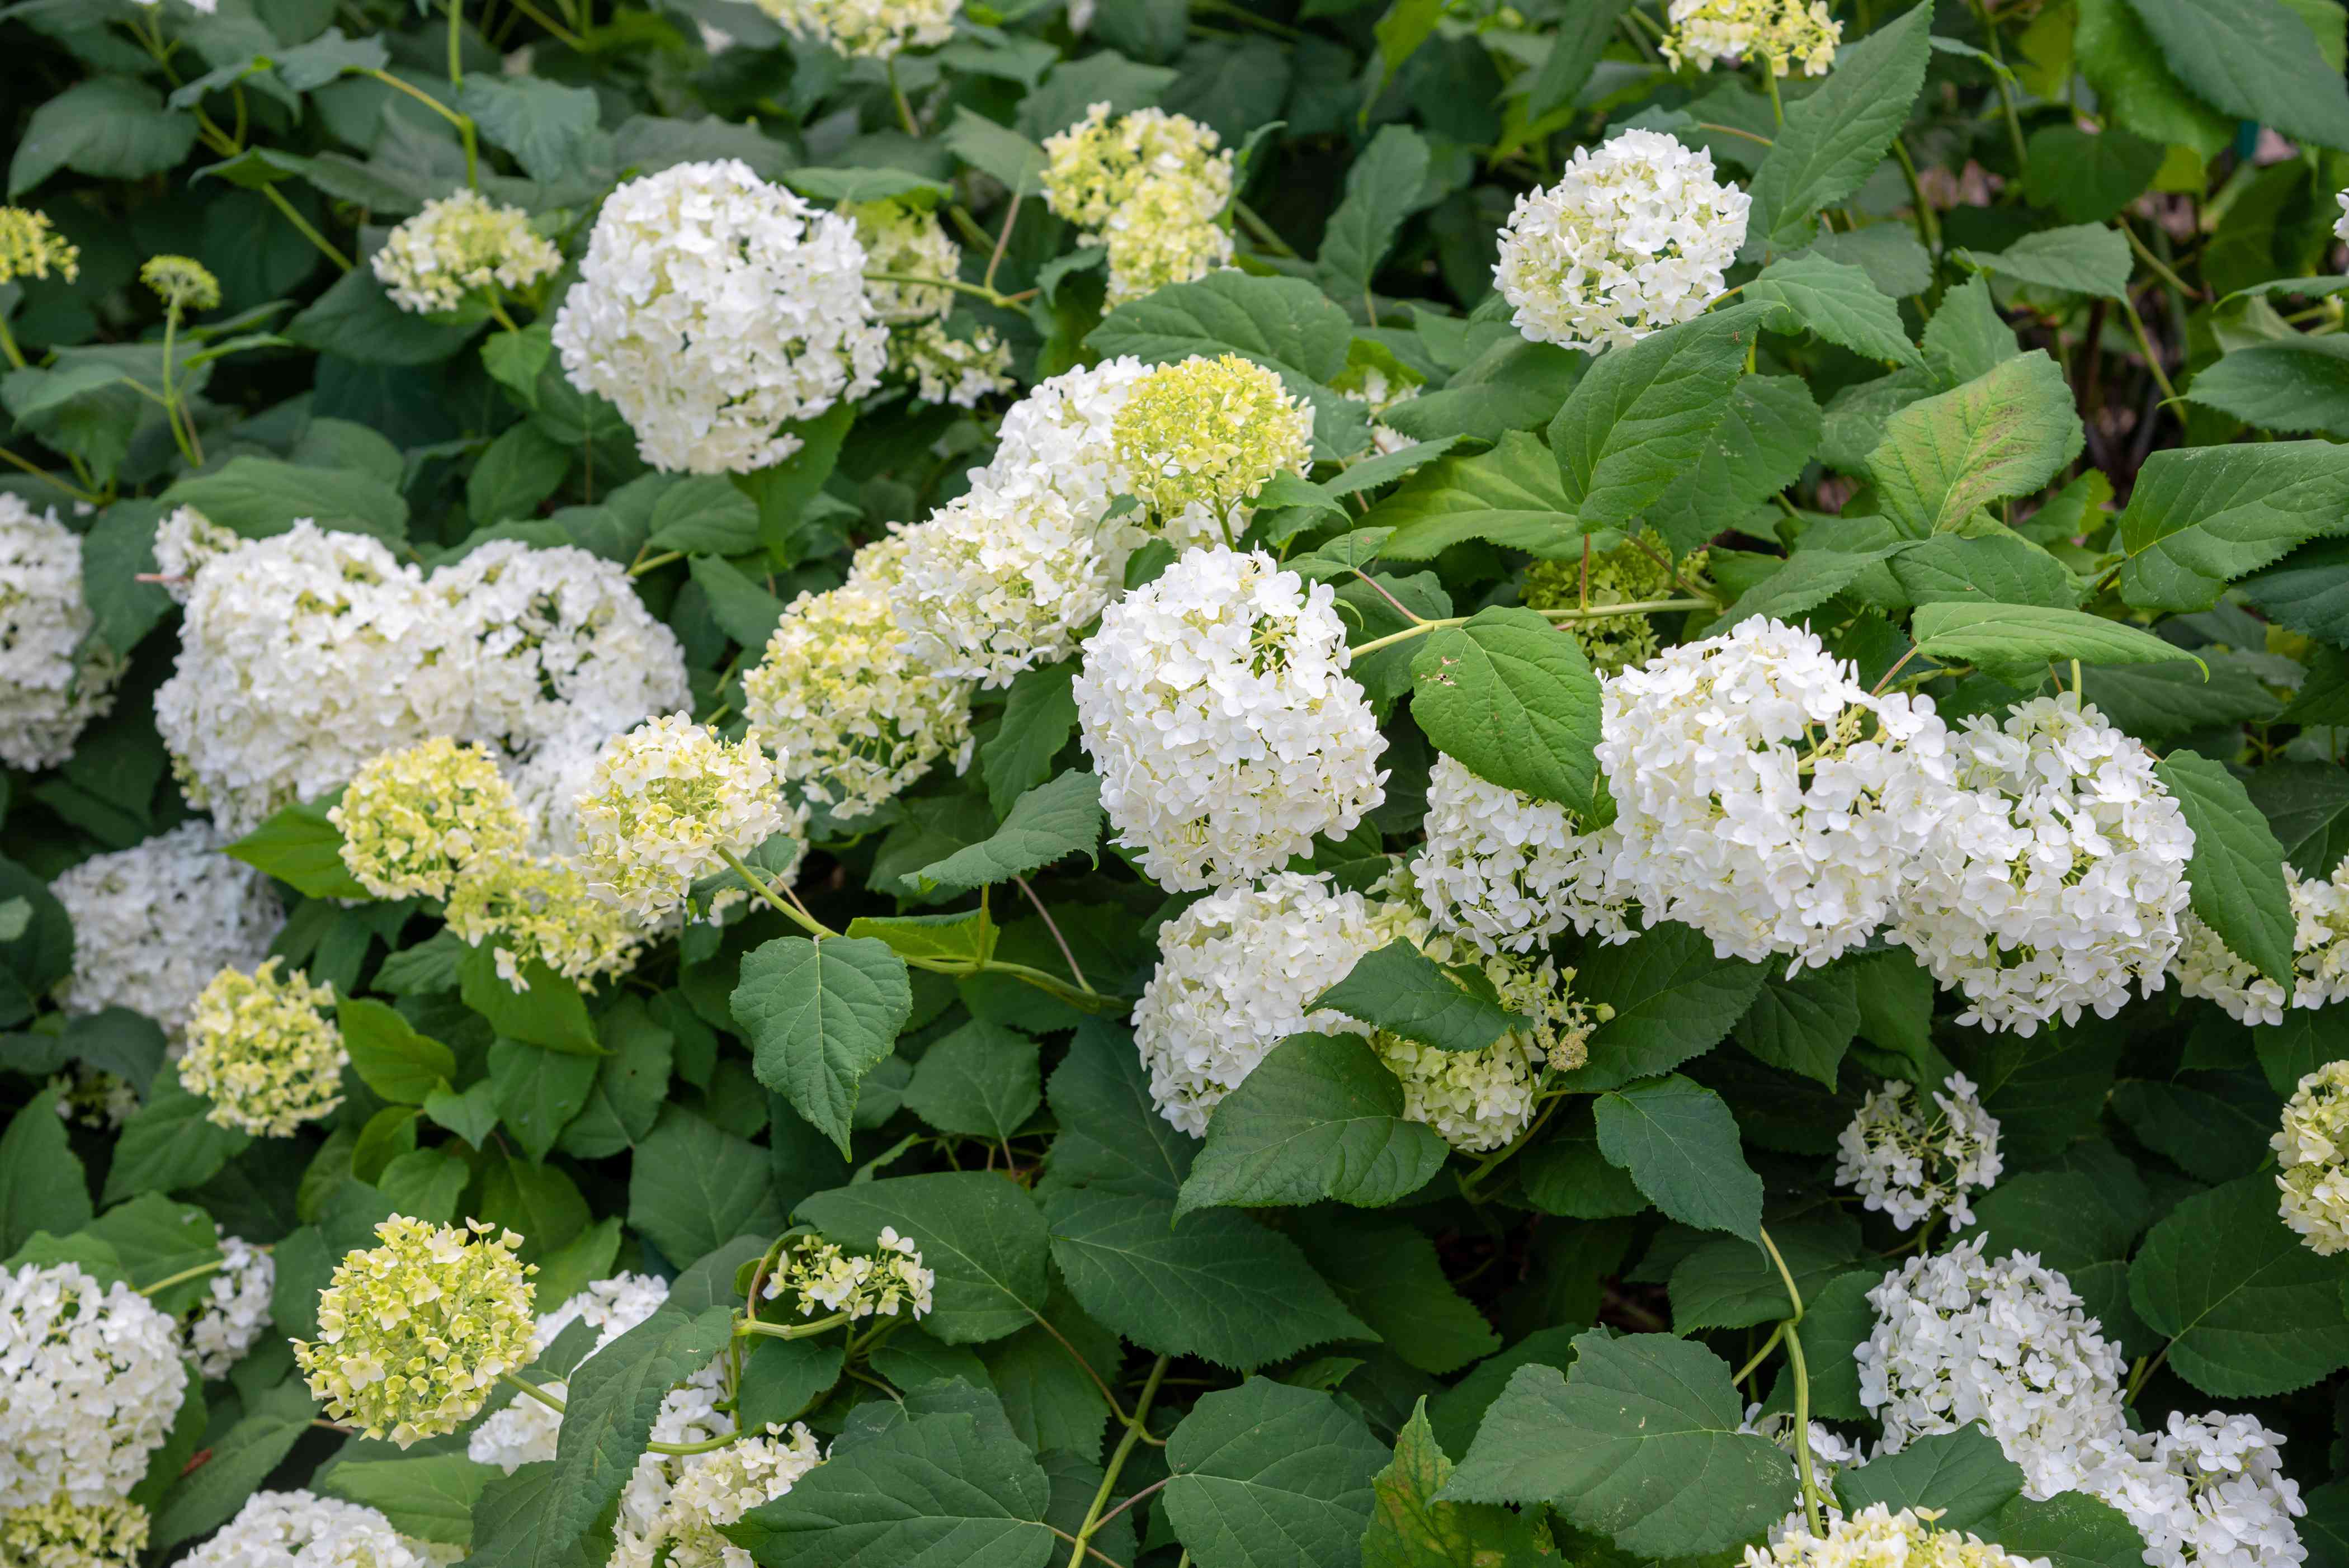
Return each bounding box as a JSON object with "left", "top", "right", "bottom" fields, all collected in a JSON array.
[
  {"left": 1888, "top": 138, "right": 1941, "bottom": 257},
  {"left": 137, "top": 1259, "right": 227, "bottom": 1297},
  {"left": 2117, "top": 289, "right": 2180, "bottom": 405},
  {"left": 1763, "top": 66, "right": 1785, "bottom": 129},
  {"left": 1969, "top": 0, "right": 2029, "bottom": 171},
  {"left": 0, "top": 314, "right": 23, "bottom": 371},
  {"left": 447, "top": 0, "right": 463, "bottom": 88},
  {"left": 502, "top": 0, "right": 583, "bottom": 45},
  {"left": 1233, "top": 201, "right": 1298, "bottom": 259},
  {"left": 628, "top": 550, "right": 683, "bottom": 578},
  {"left": 1350, "top": 598, "right": 1715, "bottom": 661},
  {"left": 260, "top": 184, "right": 353, "bottom": 272},
  {"left": 362, "top": 69, "right": 479, "bottom": 188},
  {"left": 862, "top": 271, "right": 1031, "bottom": 310},
  {"left": 2117, "top": 218, "right": 2197, "bottom": 300},
  {"left": 0, "top": 445, "right": 102, "bottom": 505},
  {"left": 1065, "top": 1358, "right": 1169, "bottom": 1568},
  {"left": 1731, "top": 1323, "right": 1786, "bottom": 1386},
  {"left": 734, "top": 1311, "right": 851, "bottom": 1341},
  {"left": 886, "top": 59, "right": 919, "bottom": 135},
  {"left": 159, "top": 307, "right": 203, "bottom": 468},
  {"left": 1759, "top": 1227, "right": 1827, "bottom": 1536}
]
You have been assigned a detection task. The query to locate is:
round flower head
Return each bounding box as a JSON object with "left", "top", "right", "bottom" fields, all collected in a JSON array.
[
  {"left": 1495, "top": 129, "right": 1751, "bottom": 353},
  {"left": 1522, "top": 529, "right": 1709, "bottom": 675},
  {"left": 470, "top": 1272, "right": 672, "bottom": 1472},
  {"left": 140, "top": 254, "right": 220, "bottom": 312},
  {"left": 294, "top": 1217, "right": 537, "bottom": 1447},
  {"left": 762, "top": 1229, "right": 935, "bottom": 1320},
  {"left": 185, "top": 1490, "right": 436, "bottom": 1568},
  {"left": 1074, "top": 545, "right": 1386, "bottom": 891},
  {"left": 2176, "top": 857, "right": 2349, "bottom": 1026},
  {"left": 49, "top": 820, "right": 280, "bottom": 1038},
  {"left": 177, "top": 957, "right": 347, "bottom": 1137},
  {"left": 1411, "top": 753, "right": 1631, "bottom": 953},
  {"left": 1857, "top": 1237, "right": 2127, "bottom": 1499},
  {"left": 1375, "top": 934, "right": 1604, "bottom": 1153},
  {"left": 2078, "top": 1411, "right": 2307, "bottom": 1568},
  {"left": 754, "top": 0, "right": 957, "bottom": 58},
  {"left": 551, "top": 160, "right": 887, "bottom": 475},
  {"left": 372, "top": 188, "right": 560, "bottom": 315},
  {"left": 445, "top": 854, "right": 644, "bottom": 992},
  {"left": 1743, "top": 1504, "right": 2048, "bottom": 1568},
  {"left": 744, "top": 542, "right": 974, "bottom": 820},
  {"left": 574, "top": 714, "right": 803, "bottom": 920},
  {"left": 982, "top": 356, "right": 1155, "bottom": 523},
  {"left": 329, "top": 736, "right": 530, "bottom": 900},
  {"left": 0, "top": 1263, "right": 190, "bottom": 1509},
  {"left": 850, "top": 197, "right": 962, "bottom": 323},
  {"left": 0, "top": 208, "right": 79, "bottom": 286},
  {"left": 655, "top": 1423, "right": 824, "bottom": 1567},
  {"left": 0, "top": 1494, "right": 149, "bottom": 1568},
  {"left": 150, "top": 505, "right": 241, "bottom": 604},
  {"left": 0, "top": 494, "right": 120, "bottom": 773},
  {"left": 1833, "top": 1073, "right": 2002, "bottom": 1231},
  {"left": 1598, "top": 617, "right": 1954, "bottom": 972},
  {"left": 1110, "top": 355, "right": 1313, "bottom": 548},
  {"left": 1886, "top": 693, "right": 2194, "bottom": 1035},
  {"left": 187, "top": 1232, "right": 274, "bottom": 1380},
  {"left": 2275, "top": 1060, "right": 2349, "bottom": 1256},
  {"left": 1664, "top": 0, "right": 1843, "bottom": 77},
  {"left": 1042, "top": 103, "right": 1234, "bottom": 303}
]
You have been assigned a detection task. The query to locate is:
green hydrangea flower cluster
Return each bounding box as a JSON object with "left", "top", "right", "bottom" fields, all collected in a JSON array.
[
  {"left": 177, "top": 957, "right": 346, "bottom": 1137},
  {"left": 330, "top": 735, "right": 530, "bottom": 900},
  {"left": 0, "top": 1493, "right": 150, "bottom": 1568},
  {"left": 444, "top": 855, "right": 642, "bottom": 990},
  {"left": 1109, "top": 355, "right": 1313, "bottom": 546}
]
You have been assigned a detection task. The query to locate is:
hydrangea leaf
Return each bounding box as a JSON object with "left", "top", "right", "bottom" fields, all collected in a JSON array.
[
  {"left": 1162, "top": 1377, "right": 1388, "bottom": 1568},
  {"left": 1318, "top": 124, "right": 1433, "bottom": 300},
  {"left": 1293, "top": 1211, "right": 1499, "bottom": 1376},
  {"left": 982, "top": 663, "right": 1079, "bottom": 816},
  {"left": 149, "top": 1378, "right": 317, "bottom": 1550},
  {"left": 2155, "top": 749, "right": 2298, "bottom": 989},
  {"left": 2120, "top": 0, "right": 2349, "bottom": 150},
  {"left": 1409, "top": 606, "right": 1604, "bottom": 818},
  {"left": 1176, "top": 1033, "right": 1449, "bottom": 1217},
  {"left": 2129, "top": 1174, "right": 2349, "bottom": 1396},
  {"left": 901, "top": 771, "right": 1103, "bottom": 895},
  {"left": 102, "top": 1078, "right": 250, "bottom": 1205},
  {"left": 1909, "top": 602, "right": 2201, "bottom": 684},
  {"left": 1592, "top": 1075, "right": 1764, "bottom": 1244},
  {"left": 225, "top": 795, "right": 371, "bottom": 899},
  {"left": 320, "top": 1453, "right": 496, "bottom": 1548},
  {"left": 1364, "top": 432, "right": 1579, "bottom": 561},
  {"left": 0, "top": 1087, "right": 92, "bottom": 1254},
  {"left": 624, "top": 1108, "right": 782, "bottom": 1268},
  {"left": 1745, "top": 2, "right": 1933, "bottom": 247},
  {"left": 2114, "top": 440, "right": 2349, "bottom": 612},
  {"left": 1043, "top": 1017, "right": 1197, "bottom": 1203},
  {"left": 1361, "top": 1400, "right": 1563, "bottom": 1567},
  {"left": 1747, "top": 254, "right": 1919, "bottom": 365},
  {"left": 901, "top": 1020, "right": 1042, "bottom": 1141},
  {"left": 799, "top": 1172, "right": 1051, "bottom": 1345},
  {"left": 1958, "top": 224, "right": 2134, "bottom": 301},
  {"left": 1833, "top": 1425, "right": 2022, "bottom": 1528},
  {"left": 1993, "top": 1489, "right": 2155, "bottom": 1568},
  {"left": 1310, "top": 939, "right": 1525, "bottom": 1055},
  {"left": 1867, "top": 352, "right": 2083, "bottom": 536},
  {"left": 732, "top": 934, "right": 913, "bottom": 1156},
  {"left": 1555, "top": 924, "right": 1768, "bottom": 1093},
  {"left": 1668, "top": 1214, "right": 1860, "bottom": 1333}
]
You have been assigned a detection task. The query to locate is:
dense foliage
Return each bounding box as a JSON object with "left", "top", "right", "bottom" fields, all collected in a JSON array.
[{"left": 6, "top": 0, "right": 2349, "bottom": 1565}]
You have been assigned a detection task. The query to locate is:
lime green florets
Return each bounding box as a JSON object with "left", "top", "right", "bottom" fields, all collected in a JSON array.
[
  {"left": 1041, "top": 103, "right": 1235, "bottom": 302},
  {"left": 445, "top": 854, "right": 643, "bottom": 991},
  {"left": 1110, "top": 355, "right": 1313, "bottom": 545},
  {"left": 177, "top": 957, "right": 347, "bottom": 1137},
  {"left": 293, "top": 1216, "right": 538, "bottom": 1448},
  {"left": 330, "top": 736, "right": 530, "bottom": 900},
  {"left": 139, "top": 255, "right": 221, "bottom": 313},
  {"left": 0, "top": 1493, "right": 150, "bottom": 1568},
  {"left": 371, "top": 187, "right": 560, "bottom": 314},
  {"left": 1521, "top": 529, "right": 1709, "bottom": 674},
  {"left": 0, "top": 209, "right": 79, "bottom": 286},
  {"left": 848, "top": 198, "right": 961, "bottom": 321}
]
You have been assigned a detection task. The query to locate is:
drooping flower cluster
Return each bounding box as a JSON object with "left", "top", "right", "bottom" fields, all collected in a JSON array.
[
  {"left": 1663, "top": 0, "right": 1843, "bottom": 77},
  {"left": 0, "top": 207, "right": 79, "bottom": 286},
  {"left": 1888, "top": 694, "right": 2194, "bottom": 1035},
  {"left": 1110, "top": 355, "right": 1313, "bottom": 548},
  {"left": 1833, "top": 1074, "right": 2003, "bottom": 1231},
  {"left": 184, "top": 1490, "right": 437, "bottom": 1568},
  {"left": 1041, "top": 103, "right": 1235, "bottom": 302},
  {"left": 752, "top": 0, "right": 957, "bottom": 58},
  {"left": 2175, "top": 856, "right": 2349, "bottom": 1026},
  {"left": 553, "top": 160, "right": 887, "bottom": 474},
  {"left": 762, "top": 1229, "right": 936, "bottom": 1320},
  {"left": 187, "top": 1232, "right": 275, "bottom": 1379},
  {"left": 1411, "top": 754, "right": 1630, "bottom": 953},
  {"left": 2080, "top": 1412, "right": 2308, "bottom": 1568},
  {"left": 1598, "top": 617, "right": 1953, "bottom": 972},
  {"left": 1743, "top": 1504, "right": 2046, "bottom": 1568},
  {"left": 2273, "top": 1060, "right": 2349, "bottom": 1255},
  {"left": 330, "top": 736, "right": 529, "bottom": 900},
  {"left": 574, "top": 714, "right": 803, "bottom": 920},
  {"left": 849, "top": 198, "right": 1013, "bottom": 407},
  {"left": 469, "top": 1272, "right": 672, "bottom": 1472},
  {"left": 0, "top": 1492, "right": 150, "bottom": 1568},
  {"left": 1521, "top": 530, "right": 1709, "bottom": 674},
  {"left": 0, "top": 1263, "right": 189, "bottom": 1509},
  {"left": 1495, "top": 129, "right": 1751, "bottom": 353},
  {"left": 48, "top": 820, "right": 281, "bottom": 1038},
  {"left": 178, "top": 958, "right": 346, "bottom": 1137},
  {"left": 0, "top": 494, "right": 119, "bottom": 773},
  {"left": 371, "top": 188, "right": 560, "bottom": 314},
  {"left": 294, "top": 1217, "right": 537, "bottom": 1448},
  {"left": 1857, "top": 1239, "right": 2128, "bottom": 1498},
  {"left": 1074, "top": 545, "right": 1386, "bottom": 891}
]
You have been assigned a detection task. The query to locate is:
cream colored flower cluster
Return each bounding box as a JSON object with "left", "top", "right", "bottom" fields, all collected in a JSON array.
[
  {"left": 372, "top": 188, "right": 559, "bottom": 314},
  {"left": 187, "top": 1232, "right": 274, "bottom": 1380},
  {"left": 0, "top": 207, "right": 79, "bottom": 286},
  {"left": 2275, "top": 1061, "right": 2349, "bottom": 1255},
  {"left": 574, "top": 714, "right": 804, "bottom": 920},
  {"left": 445, "top": 853, "right": 645, "bottom": 991},
  {"left": 2175, "top": 854, "right": 2349, "bottom": 1026},
  {"left": 848, "top": 199, "right": 1012, "bottom": 407},
  {"left": 330, "top": 735, "right": 529, "bottom": 899},
  {"left": 150, "top": 505, "right": 240, "bottom": 604},
  {"left": 293, "top": 1218, "right": 538, "bottom": 1448},
  {"left": 0, "top": 494, "right": 120, "bottom": 773},
  {"left": 762, "top": 1229, "right": 936, "bottom": 1320},
  {"left": 1744, "top": 1505, "right": 2046, "bottom": 1568},
  {"left": 1833, "top": 1073, "right": 2003, "bottom": 1231},
  {"left": 1664, "top": 0, "right": 1843, "bottom": 77},
  {"left": 1110, "top": 355, "right": 1313, "bottom": 548},
  {"left": 185, "top": 1490, "right": 437, "bottom": 1568},
  {"left": 0, "top": 1263, "right": 188, "bottom": 1509},
  {"left": 177, "top": 958, "right": 347, "bottom": 1137},
  {"left": 610, "top": 1362, "right": 821, "bottom": 1568},
  {"left": 753, "top": 0, "right": 957, "bottom": 58},
  {"left": 1411, "top": 754, "right": 1630, "bottom": 955},
  {"left": 0, "top": 1492, "right": 150, "bottom": 1568},
  {"left": 1042, "top": 103, "right": 1235, "bottom": 302}
]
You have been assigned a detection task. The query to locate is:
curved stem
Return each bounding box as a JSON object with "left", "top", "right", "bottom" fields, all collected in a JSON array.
[
  {"left": 501, "top": 1371, "right": 568, "bottom": 1413},
  {"left": 1349, "top": 598, "right": 1715, "bottom": 662},
  {"left": 0, "top": 445, "right": 102, "bottom": 505},
  {"left": 137, "top": 1258, "right": 227, "bottom": 1297},
  {"left": 628, "top": 549, "right": 683, "bottom": 578},
  {"left": 361, "top": 70, "right": 479, "bottom": 188},
  {"left": 0, "top": 315, "right": 24, "bottom": 371},
  {"left": 885, "top": 59, "right": 919, "bottom": 135},
  {"left": 1758, "top": 1226, "right": 1826, "bottom": 1536},
  {"left": 863, "top": 271, "right": 1027, "bottom": 310},
  {"left": 1065, "top": 1357, "right": 1170, "bottom": 1568},
  {"left": 734, "top": 1311, "right": 851, "bottom": 1342},
  {"left": 1731, "top": 1323, "right": 1786, "bottom": 1386},
  {"left": 260, "top": 185, "right": 353, "bottom": 272}
]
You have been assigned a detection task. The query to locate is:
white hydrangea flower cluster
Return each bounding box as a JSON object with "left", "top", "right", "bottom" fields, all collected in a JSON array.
[
  {"left": 1494, "top": 129, "right": 1751, "bottom": 353},
  {"left": 1738, "top": 1404, "right": 1866, "bottom": 1489},
  {"left": 574, "top": 714, "right": 804, "bottom": 920},
  {"left": 184, "top": 1489, "right": 437, "bottom": 1568},
  {"left": 761, "top": 1229, "right": 936, "bottom": 1320},
  {"left": 1074, "top": 545, "right": 1386, "bottom": 891},
  {"left": 552, "top": 160, "right": 887, "bottom": 475},
  {"left": 469, "top": 1272, "right": 672, "bottom": 1473},
  {"left": 150, "top": 504, "right": 241, "bottom": 603},
  {"left": 1663, "top": 0, "right": 1843, "bottom": 76},
  {"left": 0, "top": 1263, "right": 190, "bottom": 1509},
  {"left": 2273, "top": 1060, "right": 2349, "bottom": 1256},
  {"left": 187, "top": 1233, "right": 274, "bottom": 1379},
  {"left": 896, "top": 321, "right": 1016, "bottom": 407},
  {"left": 370, "top": 188, "right": 560, "bottom": 314},
  {"left": 0, "top": 494, "right": 120, "bottom": 773},
  {"left": 985, "top": 355, "right": 1155, "bottom": 523},
  {"left": 1833, "top": 1074, "right": 2003, "bottom": 1231},
  {"left": 1110, "top": 355, "right": 1314, "bottom": 549},
  {"left": 1743, "top": 1504, "right": 2048, "bottom": 1568},
  {"left": 608, "top": 1356, "right": 822, "bottom": 1568},
  {"left": 1411, "top": 753, "right": 1631, "bottom": 953},
  {"left": 1597, "top": 617, "right": 1954, "bottom": 973},
  {"left": 1888, "top": 695, "right": 2194, "bottom": 1036},
  {"left": 2080, "top": 1412, "right": 2307, "bottom": 1568},
  {"left": 753, "top": 0, "right": 956, "bottom": 58},
  {"left": 1857, "top": 1239, "right": 2128, "bottom": 1499},
  {"left": 1041, "top": 103, "right": 1235, "bottom": 302},
  {"left": 848, "top": 199, "right": 1012, "bottom": 407},
  {"left": 2175, "top": 857, "right": 2349, "bottom": 1026},
  {"left": 2174, "top": 911, "right": 2291, "bottom": 1028},
  {"left": 329, "top": 736, "right": 528, "bottom": 900},
  {"left": 48, "top": 820, "right": 281, "bottom": 1038}
]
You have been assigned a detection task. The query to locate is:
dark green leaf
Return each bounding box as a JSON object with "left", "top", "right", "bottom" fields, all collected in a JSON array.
[
  {"left": 1178, "top": 1033, "right": 1449, "bottom": 1217},
  {"left": 733, "top": 934, "right": 913, "bottom": 1156}
]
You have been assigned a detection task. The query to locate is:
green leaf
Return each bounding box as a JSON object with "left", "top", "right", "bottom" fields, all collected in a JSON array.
[
  {"left": 2155, "top": 750, "right": 2298, "bottom": 989},
  {"left": 1555, "top": 925, "right": 1768, "bottom": 1092},
  {"left": 1310, "top": 939, "right": 1524, "bottom": 1055},
  {"left": 734, "top": 936, "right": 913, "bottom": 1156},
  {"left": 626, "top": 1108, "right": 782, "bottom": 1267},
  {"left": 1645, "top": 375, "right": 1825, "bottom": 555},
  {"left": 423, "top": 1079, "right": 501, "bottom": 1147},
  {"left": 1549, "top": 305, "right": 1769, "bottom": 534},
  {"left": 725, "top": 1413, "right": 1055, "bottom": 1568},
  {"left": 688, "top": 554, "right": 789, "bottom": 650},
  {"left": 782, "top": 166, "right": 955, "bottom": 206},
  {"left": 1045, "top": 1189, "right": 1374, "bottom": 1371},
  {"left": 2253, "top": 763, "right": 2349, "bottom": 880},
  {"left": 1516, "top": 1101, "right": 1649, "bottom": 1220},
  {"left": 337, "top": 997, "right": 456, "bottom": 1104},
  {"left": 1960, "top": 224, "right": 2134, "bottom": 300},
  {"left": 645, "top": 475, "right": 762, "bottom": 557},
  {"left": 944, "top": 107, "right": 1048, "bottom": 195},
  {"left": 149, "top": 1380, "right": 314, "bottom": 1549},
  {"left": 1996, "top": 1490, "right": 2164, "bottom": 1568},
  {"left": 2186, "top": 337, "right": 2349, "bottom": 438},
  {"left": 1319, "top": 124, "right": 1432, "bottom": 299},
  {"left": 799, "top": 1172, "right": 1051, "bottom": 1345},
  {"left": 1670, "top": 1217, "right": 1859, "bottom": 1333},
  {"left": 1409, "top": 606, "right": 1603, "bottom": 819},
  {"left": 10, "top": 77, "right": 197, "bottom": 197},
  {"left": 270, "top": 26, "right": 390, "bottom": 89},
  {"left": 164, "top": 454, "right": 411, "bottom": 542},
  {"left": 1834, "top": 1425, "right": 2023, "bottom": 1528},
  {"left": 1748, "top": 253, "right": 1919, "bottom": 365},
  {"left": 1746, "top": 3, "right": 1934, "bottom": 247},
  {"left": 103, "top": 1078, "right": 250, "bottom": 1205},
  {"left": 1593, "top": 1075, "right": 1763, "bottom": 1244},
  {"left": 2115, "top": 440, "right": 2349, "bottom": 612},
  {"left": 285, "top": 266, "right": 484, "bottom": 367},
  {"left": 2129, "top": 1174, "right": 2349, "bottom": 1396},
  {"left": 457, "top": 77, "right": 602, "bottom": 182},
  {"left": 1163, "top": 1378, "right": 1388, "bottom": 1568},
  {"left": 2120, "top": 0, "right": 2349, "bottom": 150},
  {"left": 1867, "top": 353, "right": 2084, "bottom": 536},
  {"left": 1361, "top": 1400, "right": 1562, "bottom": 1568},
  {"left": 488, "top": 1038, "right": 596, "bottom": 1164},
  {"left": 0, "top": 1088, "right": 91, "bottom": 1255},
  {"left": 1365, "top": 432, "right": 1579, "bottom": 561},
  {"left": 2241, "top": 536, "right": 2349, "bottom": 643},
  {"left": 902, "top": 1021, "right": 1041, "bottom": 1141},
  {"left": 2023, "top": 125, "right": 2167, "bottom": 223},
  {"left": 559, "top": 998, "right": 676, "bottom": 1160},
  {"left": 1890, "top": 532, "right": 2082, "bottom": 611},
  {"left": 224, "top": 795, "right": 370, "bottom": 898},
  {"left": 1911, "top": 602, "right": 2202, "bottom": 684},
  {"left": 1735, "top": 965, "right": 1860, "bottom": 1088},
  {"left": 468, "top": 423, "right": 572, "bottom": 525},
  {"left": 845, "top": 909, "right": 1001, "bottom": 971},
  {"left": 1441, "top": 1333, "right": 1795, "bottom": 1557},
  {"left": 459, "top": 943, "right": 600, "bottom": 1055},
  {"left": 736, "top": 1332, "right": 845, "bottom": 1432},
  {"left": 982, "top": 663, "right": 1079, "bottom": 817},
  {"left": 1294, "top": 1211, "right": 1500, "bottom": 1376},
  {"left": 1776, "top": 1267, "right": 1889, "bottom": 1421},
  {"left": 1177, "top": 1033, "right": 1450, "bottom": 1217},
  {"left": 900, "top": 772, "right": 1103, "bottom": 895},
  {"left": 1043, "top": 1017, "right": 1197, "bottom": 1202},
  {"left": 320, "top": 1453, "right": 494, "bottom": 1548}
]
